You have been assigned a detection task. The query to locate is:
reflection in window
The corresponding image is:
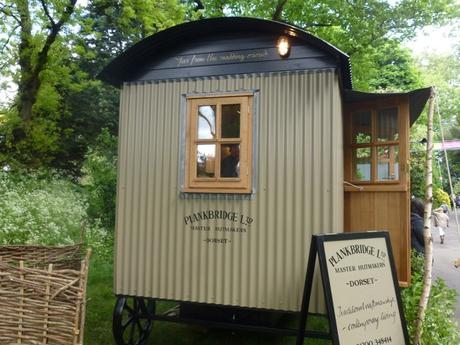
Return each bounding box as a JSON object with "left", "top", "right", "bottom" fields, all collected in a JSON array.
[
  {"left": 377, "top": 146, "right": 399, "bottom": 181},
  {"left": 196, "top": 144, "right": 216, "bottom": 177},
  {"left": 354, "top": 148, "right": 371, "bottom": 181},
  {"left": 221, "top": 144, "right": 240, "bottom": 178},
  {"left": 198, "top": 105, "right": 216, "bottom": 139},
  {"left": 377, "top": 108, "right": 398, "bottom": 142},
  {"left": 352, "top": 111, "right": 371, "bottom": 144},
  {"left": 221, "top": 104, "right": 240, "bottom": 138}
]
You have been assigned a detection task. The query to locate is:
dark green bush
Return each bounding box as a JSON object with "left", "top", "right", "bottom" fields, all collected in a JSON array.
[
  {"left": 81, "top": 129, "right": 117, "bottom": 231},
  {"left": 402, "top": 252, "right": 459, "bottom": 344}
]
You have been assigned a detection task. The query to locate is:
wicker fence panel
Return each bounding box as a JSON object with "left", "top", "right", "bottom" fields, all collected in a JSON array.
[
  {"left": 0, "top": 246, "right": 90, "bottom": 345},
  {"left": 0, "top": 244, "right": 82, "bottom": 270}
]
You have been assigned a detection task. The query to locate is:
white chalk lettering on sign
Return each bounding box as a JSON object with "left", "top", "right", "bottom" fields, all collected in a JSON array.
[{"left": 323, "top": 237, "right": 405, "bottom": 345}]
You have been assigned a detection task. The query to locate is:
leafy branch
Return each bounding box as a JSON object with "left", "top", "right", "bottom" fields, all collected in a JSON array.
[
  {"left": 0, "top": 2, "right": 20, "bottom": 23},
  {"left": 0, "top": 24, "right": 18, "bottom": 55}
]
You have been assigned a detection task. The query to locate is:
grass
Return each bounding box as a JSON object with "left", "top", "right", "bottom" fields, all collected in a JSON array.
[
  {"left": 84, "top": 255, "right": 115, "bottom": 344},
  {"left": 84, "top": 254, "right": 331, "bottom": 345}
]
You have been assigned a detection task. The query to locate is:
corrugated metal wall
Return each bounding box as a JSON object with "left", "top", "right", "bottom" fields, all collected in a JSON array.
[{"left": 115, "top": 70, "right": 343, "bottom": 312}]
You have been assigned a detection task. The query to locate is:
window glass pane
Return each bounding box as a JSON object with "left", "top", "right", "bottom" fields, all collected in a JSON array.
[
  {"left": 221, "top": 144, "right": 240, "bottom": 178},
  {"left": 352, "top": 111, "right": 371, "bottom": 144},
  {"left": 377, "top": 146, "right": 399, "bottom": 181},
  {"left": 377, "top": 107, "right": 398, "bottom": 142},
  {"left": 221, "top": 104, "right": 241, "bottom": 138},
  {"left": 197, "top": 105, "right": 216, "bottom": 139},
  {"left": 353, "top": 147, "right": 371, "bottom": 181},
  {"left": 196, "top": 144, "right": 216, "bottom": 177}
]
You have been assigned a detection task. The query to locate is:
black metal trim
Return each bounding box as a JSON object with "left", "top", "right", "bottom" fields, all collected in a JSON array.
[
  {"left": 152, "top": 313, "right": 331, "bottom": 339},
  {"left": 295, "top": 237, "right": 319, "bottom": 344},
  {"left": 114, "top": 294, "right": 301, "bottom": 315},
  {"left": 344, "top": 87, "right": 433, "bottom": 126},
  {"left": 112, "top": 295, "right": 332, "bottom": 341}
]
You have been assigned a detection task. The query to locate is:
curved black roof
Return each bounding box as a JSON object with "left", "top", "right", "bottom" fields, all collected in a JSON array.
[{"left": 99, "top": 17, "right": 352, "bottom": 88}]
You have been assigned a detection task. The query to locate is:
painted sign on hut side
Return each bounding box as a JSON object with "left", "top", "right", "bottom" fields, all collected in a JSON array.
[{"left": 100, "top": 17, "right": 430, "bottom": 345}]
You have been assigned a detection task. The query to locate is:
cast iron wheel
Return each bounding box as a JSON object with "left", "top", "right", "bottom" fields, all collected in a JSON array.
[{"left": 113, "top": 296, "right": 155, "bottom": 345}]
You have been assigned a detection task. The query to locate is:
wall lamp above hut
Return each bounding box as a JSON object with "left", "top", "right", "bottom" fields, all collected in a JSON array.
[{"left": 276, "top": 35, "right": 290, "bottom": 57}]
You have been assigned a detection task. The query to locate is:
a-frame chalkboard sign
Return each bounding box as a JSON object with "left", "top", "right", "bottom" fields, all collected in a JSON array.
[{"left": 296, "top": 231, "right": 409, "bottom": 345}]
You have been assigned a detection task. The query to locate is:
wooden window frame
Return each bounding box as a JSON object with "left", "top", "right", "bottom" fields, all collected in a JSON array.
[
  {"left": 184, "top": 94, "right": 253, "bottom": 194},
  {"left": 345, "top": 98, "right": 409, "bottom": 189}
]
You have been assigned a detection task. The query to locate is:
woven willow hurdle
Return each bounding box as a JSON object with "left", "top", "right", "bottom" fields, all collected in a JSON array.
[{"left": 0, "top": 244, "right": 91, "bottom": 345}]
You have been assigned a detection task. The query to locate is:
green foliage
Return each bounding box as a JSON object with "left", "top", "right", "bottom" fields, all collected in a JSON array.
[
  {"left": 409, "top": 126, "right": 443, "bottom": 200},
  {"left": 409, "top": 150, "right": 443, "bottom": 200},
  {"left": 0, "top": 0, "right": 190, "bottom": 176},
  {"left": 453, "top": 180, "right": 460, "bottom": 195},
  {"left": 82, "top": 129, "right": 118, "bottom": 230},
  {"left": 416, "top": 48, "right": 460, "bottom": 128},
  {"left": 0, "top": 170, "right": 86, "bottom": 245},
  {"left": 2, "top": 0, "right": 459, "bottom": 176},
  {"left": 367, "top": 40, "right": 422, "bottom": 92},
  {"left": 433, "top": 188, "right": 450, "bottom": 208},
  {"left": 200, "top": 0, "right": 459, "bottom": 90},
  {"left": 78, "top": 0, "right": 188, "bottom": 70},
  {"left": 410, "top": 152, "right": 426, "bottom": 199},
  {"left": 0, "top": 35, "right": 88, "bottom": 171},
  {"left": 402, "top": 252, "right": 459, "bottom": 344},
  {"left": 412, "top": 45, "right": 460, "bottom": 192},
  {"left": 0, "top": 170, "right": 113, "bottom": 261}
]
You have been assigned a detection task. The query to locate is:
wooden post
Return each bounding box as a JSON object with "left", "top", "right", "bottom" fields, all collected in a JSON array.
[
  {"left": 18, "top": 261, "right": 24, "bottom": 344},
  {"left": 414, "top": 88, "right": 435, "bottom": 344},
  {"left": 78, "top": 249, "right": 92, "bottom": 345},
  {"left": 42, "top": 264, "right": 53, "bottom": 344}
]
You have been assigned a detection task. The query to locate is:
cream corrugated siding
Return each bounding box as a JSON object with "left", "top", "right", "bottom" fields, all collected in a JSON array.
[{"left": 115, "top": 70, "right": 343, "bottom": 312}]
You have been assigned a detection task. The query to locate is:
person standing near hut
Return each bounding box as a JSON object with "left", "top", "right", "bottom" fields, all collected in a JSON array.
[
  {"left": 411, "top": 197, "right": 426, "bottom": 255},
  {"left": 433, "top": 207, "right": 449, "bottom": 244}
]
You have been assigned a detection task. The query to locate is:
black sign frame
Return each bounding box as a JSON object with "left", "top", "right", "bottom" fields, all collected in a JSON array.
[{"left": 296, "top": 231, "right": 410, "bottom": 345}]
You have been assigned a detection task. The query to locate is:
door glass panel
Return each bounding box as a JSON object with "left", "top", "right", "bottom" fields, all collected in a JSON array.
[
  {"left": 353, "top": 147, "right": 371, "bottom": 181},
  {"left": 197, "top": 105, "right": 216, "bottom": 139},
  {"left": 196, "top": 144, "right": 216, "bottom": 178},
  {"left": 221, "top": 104, "right": 241, "bottom": 138},
  {"left": 220, "top": 144, "right": 240, "bottom": 178},
  {"left": 377, "top": 107, "right": 398, "bottom": 142},
  {"left": 352, "top": 111, "right": 371, "bottom": 144},
  {"left": 377, "top": 146, "right": 399, "bottom": 180}
]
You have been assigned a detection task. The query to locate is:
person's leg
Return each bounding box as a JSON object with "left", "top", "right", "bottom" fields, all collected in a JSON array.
[{"left": 439, "top": 226, "right": 445, "bottom": 244}]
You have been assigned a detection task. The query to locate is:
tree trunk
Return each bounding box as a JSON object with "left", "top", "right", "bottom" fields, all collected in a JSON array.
[
  {"left": 14, "top": 0, "right": 77, "bottom": 122},
  {"left": 15, "top": 0, "right": 35, "bottom": 121},
  {"left": 414, "top": 89, "right": 435, "bottom": 344},
  {"left": 272, "top": 0, "right": 288, "bottom": 21}
]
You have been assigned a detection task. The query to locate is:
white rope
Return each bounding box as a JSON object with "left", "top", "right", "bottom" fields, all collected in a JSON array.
[
  {"left": 434, "top": 92, "right": 460, "bottom": 241},
  {"left": 343, "top": 181, "right": 364, "bottom": 191}
]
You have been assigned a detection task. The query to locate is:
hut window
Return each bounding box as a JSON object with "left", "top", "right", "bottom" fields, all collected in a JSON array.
[
  {"left": 350, "top": 107, "right": 400, "bottom": 183},
  {"left": 184, "top": 95, "right": 252, "bottom": 193}
]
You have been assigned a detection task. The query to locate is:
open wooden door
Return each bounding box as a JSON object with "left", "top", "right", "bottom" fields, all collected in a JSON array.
[{"left": 344, "top": 95, "right": 411, "bottom": 286}]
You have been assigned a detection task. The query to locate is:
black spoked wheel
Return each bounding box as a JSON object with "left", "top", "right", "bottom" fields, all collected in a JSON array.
[{"left": 113, "top": 296, "right": 155, "bottom": 345}]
